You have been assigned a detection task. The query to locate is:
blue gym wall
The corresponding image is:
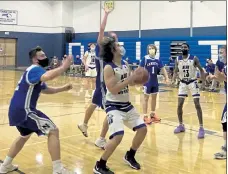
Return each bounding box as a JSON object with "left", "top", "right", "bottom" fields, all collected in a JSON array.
[
  {"left": 66, "top": 26, "right": 226, "bottom": 66},
  {"left": 0, "top": 32, "right": 64, "bottom": 67}
]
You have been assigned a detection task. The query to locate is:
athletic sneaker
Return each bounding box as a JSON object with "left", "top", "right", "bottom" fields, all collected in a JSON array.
[
  {"left": 95, "top": 138, "right": 107, "bottom": 149},
  {"left": 53, "top": 167, "right": 77, "bottom": 174},
  {"left": 0, "top": 163, "right": 18, "bottom": 173},
  {"left": 174, "top": 124, "right": 185, "bottom": 134},
  {"left": 78, "top": 123, "right": 88, "bottom": 137},
  {"left": 93, "top": 161, "right": 114, "bottom": 174},
  {"left": 198, "top": 127, "right": 205, "bottom": 139},
  {"left": 214, "top": 150, "right": 227, "bottom": 159},
  {"left": 150, "top": 113, "right": 161, "bottom": 123},
  {"left": 123, "top": 151, "right": 140, "bottom": 170}
]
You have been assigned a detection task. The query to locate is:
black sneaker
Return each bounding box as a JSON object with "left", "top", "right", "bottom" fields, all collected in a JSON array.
[
  {"left": 93, "top": 161, "right": 114, "bottom": 174},
  {"left": 123, "top": 151, "right": 141, "bottom": 170}
]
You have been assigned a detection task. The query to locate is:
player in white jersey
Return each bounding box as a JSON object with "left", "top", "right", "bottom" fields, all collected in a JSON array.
[
  {"left": 172, "top": 43, "right": 205, "bottom": 139},
  {"left": 83, "top": 43, "right": 97, "bottom": 97},
  {"left": 93, "top": 37, "right": 147, "bottom": 174},
  {"left": 84, "top": 43, "right": 97, "bottom": 77}
]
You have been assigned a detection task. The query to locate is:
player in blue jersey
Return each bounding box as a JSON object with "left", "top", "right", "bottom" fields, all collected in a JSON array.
[
  {"left": 140, "top": 44, "right": 169, "bottom": 124},
  {"left": 78, "top": 7, "right": 113, "bottom": 149},
  {"left": 210, "top": 46, "right": 227, "bottom": 159},
  {"left": 172, "top": 43, "right": 205, "bottom": 139},
  {"left": 0, "top": 47, "right": 76, "bottom": 174}
]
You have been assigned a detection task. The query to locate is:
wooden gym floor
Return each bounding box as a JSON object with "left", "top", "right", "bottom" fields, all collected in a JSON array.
[{"left": 0, "top": 70, "right": 226, "bottom": 174}]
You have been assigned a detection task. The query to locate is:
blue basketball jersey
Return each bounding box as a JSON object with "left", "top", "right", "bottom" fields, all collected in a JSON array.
[
  {"left": 206, "top": 64, "right": 215, "bottom": 74},
  {"left": 140, "top": 55, "right": 164, "bottom": 87},
  {"left": 216, "top": 59, "right": 225, "bottom": 72},
  {"left": 9, "top": 65, "right": 47, "bottom": 126}
]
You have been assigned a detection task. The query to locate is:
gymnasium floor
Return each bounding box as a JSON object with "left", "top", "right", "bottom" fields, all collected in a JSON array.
[{"left": 0, "top": 70, "right": 226, "bottom": 174}]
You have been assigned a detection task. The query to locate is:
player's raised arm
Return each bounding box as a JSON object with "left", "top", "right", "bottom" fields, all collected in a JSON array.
[
  {"left": 97, "top": 7, "right": 112, "bottom": 45},
  {"left": 40, "top": 55, "right": 72, "bottom": 82}
]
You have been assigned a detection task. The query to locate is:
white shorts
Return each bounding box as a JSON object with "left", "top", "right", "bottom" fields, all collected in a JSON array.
[
  {"left": 85, "top": 67, "right": 97, "bottom": 77},
  {"left": 107, "top": 107, "right": 146, "bottom": 139},
  {"left": 178, "top": 80, "right": 200, "bottom": 98}
]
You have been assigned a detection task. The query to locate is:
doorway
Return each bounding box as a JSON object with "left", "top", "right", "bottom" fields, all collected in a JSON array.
[{"left": 0, "top": 38, "right": 17, "bottom": 68}]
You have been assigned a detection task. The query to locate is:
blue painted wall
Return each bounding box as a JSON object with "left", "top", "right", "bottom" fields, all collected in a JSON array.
[
  {"left": 67, "top": 35, "right": 226, "bottom": 66},
  {"left": 0, "top": 32, "right": 64, "bottom": 67}
]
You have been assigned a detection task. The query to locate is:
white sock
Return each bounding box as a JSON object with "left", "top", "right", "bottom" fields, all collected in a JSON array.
[
  {"left": 3, "top": 156, "right": 13, "bottom": 166},
  {"left": 53, "top": 160, "right": 62, "bottom": 172},
  {"left": 100, "top": 137, "right": 105, "bottom": 140}
]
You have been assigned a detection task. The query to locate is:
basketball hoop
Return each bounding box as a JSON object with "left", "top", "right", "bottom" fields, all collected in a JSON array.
[{"left": 104, "top": 1, "right": 114, "bottom": 12}]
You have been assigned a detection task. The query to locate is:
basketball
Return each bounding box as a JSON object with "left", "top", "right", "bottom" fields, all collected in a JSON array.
[{"left": 133, "top": 67, "right": 149, "bottom": 84}]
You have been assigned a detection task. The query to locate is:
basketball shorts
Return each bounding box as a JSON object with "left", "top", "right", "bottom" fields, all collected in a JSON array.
[
  {"left": 105, "top": 101, "right": 146, "bottom": 139},
  {"left": 178, "top": 79, "right": 200, "bottom": 98},
  {"left": 85, "top": 67, "right": 97, "bottom": 77},
  {"left": 15, "top": 110, "right": 56, "bottom": 137},
  {"left": 143, "top": 85, "right": 159, "bottom": 95},
  {"left": 92, "top": 88, "right": 105, "bottom": 109},
  {"left": 222, "top": 103, "right": 227, "bottom": 132}
]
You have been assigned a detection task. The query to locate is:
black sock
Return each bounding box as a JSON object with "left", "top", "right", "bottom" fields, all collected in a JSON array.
[
  {"left": 99, "top": 158, "right": 107, "bottom": 168},
  {"left": 128, "top": 148, "right": 136, "bottom": 158}
]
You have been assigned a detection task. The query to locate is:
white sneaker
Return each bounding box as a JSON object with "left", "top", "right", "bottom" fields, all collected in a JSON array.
[
  {"left": 77, "top": 124, "right": 88, "bottom": 137},
  {"left": 53, "top": 167, "right": 77, "bottom": 174},
  {"left": 214, "top": 150, "right": 227, "bottom": 159},
  {"left": 95, "top": 138, "right": 107, "bottom": 149},
  {"left": 0, "top": 163, "right": 18, "bottom": 173}
]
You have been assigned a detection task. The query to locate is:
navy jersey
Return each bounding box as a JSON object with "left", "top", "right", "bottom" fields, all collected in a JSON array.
[
  {"left": 216, "top": 59, "right": 225, "bottom": 72},
  {"left": 206, "top": 64, "right": 215, "bottom": 74},
  {"left": 140, "top": 55, "right": 164, "bottom": 87},
  {"left": 9, "top": 65, "right": 47, "bottom": 126}
]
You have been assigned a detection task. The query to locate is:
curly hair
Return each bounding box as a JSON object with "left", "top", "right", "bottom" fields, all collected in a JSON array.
[{"left": 99, "top": 37, "right": 116, "bottom": 63}]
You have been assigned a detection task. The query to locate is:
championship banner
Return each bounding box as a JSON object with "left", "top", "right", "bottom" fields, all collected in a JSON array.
[{"left": 0, "top": 9, "right": 18, "bottom": 25}]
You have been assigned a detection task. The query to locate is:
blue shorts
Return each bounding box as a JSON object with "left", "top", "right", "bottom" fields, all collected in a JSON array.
[
  {"left": 15, "top": 110, "right": 56, "bottom": 137},
  {"left": 92, "top": 88, "right": 104, "bottom": 109},
  {"left": 143, "top": 86, "right": 159, "bottom": 95}
]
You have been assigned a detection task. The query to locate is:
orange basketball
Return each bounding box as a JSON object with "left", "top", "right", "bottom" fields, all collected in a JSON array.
[{"left": 133, "top": 67, "right": 149, "bottom": 85}]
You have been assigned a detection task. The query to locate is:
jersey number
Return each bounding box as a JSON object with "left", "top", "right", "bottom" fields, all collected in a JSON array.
[
  {"left": 152, "top": 67, "right": 155, "bottom": 74},
  {"left": 183, "top": 70, "right": 189, "bottom": 78}
]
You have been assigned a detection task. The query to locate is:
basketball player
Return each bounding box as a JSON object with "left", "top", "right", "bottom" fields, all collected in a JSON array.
[
  {"left": 0, "top": 47, "right": 75, "bottom": 174},
  {"left": 140, "top": 44, "right": 169, "bottom": 124},
  {"left": 93, "top": 37, "right": 147, "bottom": 174},
  {"left": 172, "top": 43, "right": 205, "bottom": 139},
  {"left": 83, "top": 43, "right": 97, "bottom": 98},
  {"left": 210, "top": 46, "right": 227, "bottom": 159},
  {"left": 78, "top": 7, "right": 119, "bottom": 149}
]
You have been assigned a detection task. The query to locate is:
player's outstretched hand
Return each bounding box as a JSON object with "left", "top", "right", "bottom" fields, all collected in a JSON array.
[
  {"left": 63, "top": 84, "right": 73, "bottom": 91},
  {"left": 62, "top": 55, "right": 73, "bottom": 69}
]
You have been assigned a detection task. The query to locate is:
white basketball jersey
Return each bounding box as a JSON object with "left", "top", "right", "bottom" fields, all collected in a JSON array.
[
  {"left": 177, "top": 54, "right": 197, "bottom": 80},
  {"left": 86, "top": 51, "right": 96, "bottom": 68},
  {"left": 106, "top": 61, "right": 130, "bottom": 103}
]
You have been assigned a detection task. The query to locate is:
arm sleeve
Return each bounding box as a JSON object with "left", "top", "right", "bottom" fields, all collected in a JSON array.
[
  {"left": 26, "top": 66, "right": 46, "bottom": 85},
  {"left": 139, "top": 57, "right": 145, "bottom": 67}
]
